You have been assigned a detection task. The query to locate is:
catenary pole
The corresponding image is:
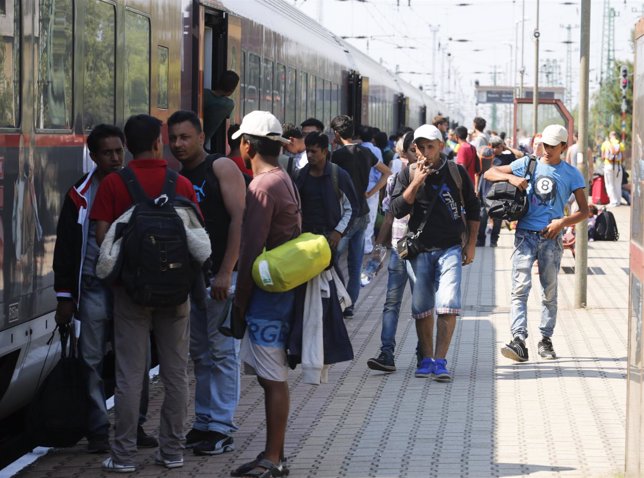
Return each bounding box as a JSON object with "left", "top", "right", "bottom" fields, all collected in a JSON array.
[
  {"left": 532, "top": 0, "right": 540, "bottom": 136},
  {"left": 575, "top": 0, "right": 591, "bottom": 308}
]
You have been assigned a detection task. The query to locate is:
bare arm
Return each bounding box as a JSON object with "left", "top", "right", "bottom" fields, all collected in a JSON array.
[
  {"left": 484, "top": 165, "right": 529, "bottom": 191},
  {"left": 211, "top": 158, "right": 247, "bottom": 300},
  {"left": 542, "top": 188, "right": 589, "bottom": 239},
  {"left": 366, "top": 161, "right": 392, "bottom": 197}
]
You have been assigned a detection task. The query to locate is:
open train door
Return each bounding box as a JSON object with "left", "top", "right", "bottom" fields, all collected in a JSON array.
[
  {"left": 347, "top": 71, "right": 363, "bottom": 129},
  {"left": 199, "top": 6, "right": 241, "bottom": 154}
]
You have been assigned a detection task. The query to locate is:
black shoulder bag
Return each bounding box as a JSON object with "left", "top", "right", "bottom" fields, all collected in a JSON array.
[{"left": 485, "top": 155, "right": 537, "bottom": 221}]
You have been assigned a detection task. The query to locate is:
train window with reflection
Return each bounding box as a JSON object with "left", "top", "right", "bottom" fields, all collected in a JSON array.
[
  {"left": 307, "top": 75, "right": 315, "bottom": 122},
  {"left": 285, "top": 67, "right": 296, "bottom": 124},
  {"left": 332, "top": 84, "right": 339, "bottom": 120},
  {"left": 324, "top": 80, "right": 331, "bottom": 126},
  {"left": 261, "top": 58, "right": 273, "bottom": 111},
  {"left": 125, "top": 10, "right": 150, "bottom": 117},
  {"left": 245, "top": 53, "right": 260, "bottom": 114},
  {"left": 0, "top": 0, "right": 20, "bottom": 128},
  {"left": 36, "top": 0, "right": 73, "bottom": 130},
  {"left": 315, "top": 78, "right": 324, "bottom": 121},
  {"left": 273, "top": 63, "right": 285, "bottom": 123},
  {"left": 82, "top": 0, "right": 115, "bottom": 128},
  {"left": 298, "top": 71, "right": 307, "bottom": 124},
  {"left": 157, "top": 46, "right": 169, "bottom": 109}
]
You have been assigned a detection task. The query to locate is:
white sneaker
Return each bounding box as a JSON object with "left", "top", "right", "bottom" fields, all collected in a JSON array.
[
  {"left": 102, "top": 457, "right": 136, "bottom": 473},
  {"left": 155, "top": 453, "right": 184, "bottom": 469}
]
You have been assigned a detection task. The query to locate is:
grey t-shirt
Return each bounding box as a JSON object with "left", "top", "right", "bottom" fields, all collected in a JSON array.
[{"left": 82, "top": 177, "right": 101, "bottom": 276}]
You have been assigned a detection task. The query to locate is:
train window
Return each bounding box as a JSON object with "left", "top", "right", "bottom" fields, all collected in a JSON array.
[
  {"left": 324, "top": 80, "right": 331, "bottom": 126},
  {"left": 0, "top": 0, "right": 20, "bottom": 128},
  {"left": 124, "top": 10, "right": 150, "bottom": 117},
  {"left": 273, "top": 63, "right": 285, "bottom": 123},
  {"left": 157, "top": 46, "right": 169, "bottom": 109},
  {"left": 315, "top": 78, "right": 323, "bottom": 122},
  {"left": 298, "top": 71, "right": 307, "bottom": 124},
  {"left": 82, "top": 0, "right": 116, "bottom": 129},
  {"left": 245, "top": 53, "right": 260, "bottom": 114},
  {"left": 331, "top": 83, "right": 339, "bottom": 120},
  {"left": 285, "top": 67, "right": 296, "bottom": 124},
  {"left": 36, "top": 0, "right": 73, "bottom": 130},
  {"left": 261, "top": 58, "right": 273, "bottom": 111},
  {"left": 307, "top": 75, "right": 315, "bottom": 122}
]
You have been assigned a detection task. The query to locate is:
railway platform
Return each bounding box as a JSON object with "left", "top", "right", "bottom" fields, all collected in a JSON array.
[{"left": 6, "top": 206, "right": 631, "bottom": 478}]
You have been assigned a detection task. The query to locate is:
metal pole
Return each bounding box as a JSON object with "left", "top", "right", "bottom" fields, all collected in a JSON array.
[
  {"left": 519, "top": 0, "right": 526, "bottom": 98},
  {"left": 575, "top": 0, "right": 591, "bottom": 309},
  {"left": 532, "top": 0, "right": 540, "bottom": 136},
  {"left": 430, "top": 25, "right": 439, "bottom": 98}
]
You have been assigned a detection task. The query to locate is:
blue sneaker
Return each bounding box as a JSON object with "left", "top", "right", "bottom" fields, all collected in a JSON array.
[
  {"left": 415, "top": 358, "right": 434, "bottom": 378},
  {"left": 433, "top": 358, "right": 452, "bottom": 382}
]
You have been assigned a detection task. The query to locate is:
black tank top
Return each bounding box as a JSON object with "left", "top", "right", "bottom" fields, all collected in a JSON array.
[{"left": 180, "top": 156, "right": 231, "bottom": 275}]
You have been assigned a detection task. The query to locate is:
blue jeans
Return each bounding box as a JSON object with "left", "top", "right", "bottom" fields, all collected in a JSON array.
[
  {"left": 78, "top": 275, "right": 150, "bottom": 438},
  {"left": 510, "top": 229, "right": 564, "bottom": 339},
  {"left": 190, "top": 281, "right": 240, "bottom": 435},
  {"left": 336, "top": 213, "right": 369, "bottom": 309},
  {"left": 380, "top": 249, "right": 414, "bottom": 358}
]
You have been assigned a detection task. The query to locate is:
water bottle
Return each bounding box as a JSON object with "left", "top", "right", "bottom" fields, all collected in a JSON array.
[{"left": 360, "top": 245, "right": 387, "bottom": 287}]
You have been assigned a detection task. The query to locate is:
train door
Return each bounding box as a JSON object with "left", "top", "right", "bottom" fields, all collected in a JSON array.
[
  {"left": 347, "top": 71, "right": 362, "bottom": 128},
  {"left": 202, "top": 10, "right": 228, "bottom": 154}
]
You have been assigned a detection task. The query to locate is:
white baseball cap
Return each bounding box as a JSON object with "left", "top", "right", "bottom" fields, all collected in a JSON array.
[
  {"left": 231, "top": 111, "right": 290, "bottom": 144},
  {"left": 541, "top": 124, "right": 568, "bottom": 146},
  {"left": 413, "top": 124, "right": 444, "bottom": 143}
]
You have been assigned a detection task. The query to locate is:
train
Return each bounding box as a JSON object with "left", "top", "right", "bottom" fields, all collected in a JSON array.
[{"left": 0, "top": 0, "right": 462, "bottom": 426}]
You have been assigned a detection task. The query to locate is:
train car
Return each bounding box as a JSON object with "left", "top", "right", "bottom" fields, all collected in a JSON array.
[{"left": 0, "top": 0, "right": 461, "bottom": 429}]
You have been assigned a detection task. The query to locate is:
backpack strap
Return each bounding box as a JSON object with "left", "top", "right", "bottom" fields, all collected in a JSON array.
[
  {"left": 447, "top": 160, "right": 464, "bottom": 207},
  {"left": 287, "top": 156, "right": 294, "bottom": 176},
  {"left": 119, "top": 167, "right": 149, "bottom": 203},
  {"left": 329, "top": 162, "right": 341, "bottom": 200},
  {"left": 525, "top": 155, "right": 537, "bottom": 179},
  {"left": 161, "top": 169, "right": 179, "bottom": 201}
]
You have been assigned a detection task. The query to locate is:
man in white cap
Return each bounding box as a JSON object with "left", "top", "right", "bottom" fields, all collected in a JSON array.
[
  {"left": 485, "top": 124, "right": 589, "bottom": 362},
  {"left": 390, "top": 124, "right": 480, "bottom": 382},
  {"left": 231, "top": 111, "right": 298, "bottom": 477}
]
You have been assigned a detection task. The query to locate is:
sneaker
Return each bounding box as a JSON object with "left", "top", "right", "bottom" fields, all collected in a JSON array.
[
  {"left": 193, "top": 431, "right": 234, "bottom": 456},
  {"left": 154, "top": 452, "right": 184, "bottom": 469},
  {"left": 184, "top": 428, "right": 210, "bottom": 448},
  {"left": 476, "top": 239, "right": 485, "bottom": 247},
  {"left": 415, "top": 358, "right": 435, "bottom": 378},
  {"left": 137, "top": 425, "right": 158, "bottom": 448},
  {"left": 367, "top": 352, "right": 396, "bottom": 372},
  {"left": 501, "top": 337, "right": 529, "bottom": 362},
  {"left": 432, "top": 358, "right": 452, "bottom": 382},
  {"left": 490, "top": 241, "right": 498, "bottom": 248},
  {"left": 87, "top": 435, "right": 110, "bottom": 454},
  {"left": 538, "top": 337, "right": 557, "bottom": 359},
  {"left": 343, "top": 307, "right": 354, "bottom": 320},
  {"left": 102, "top": 457, "right": 136, "bottom": 473}
]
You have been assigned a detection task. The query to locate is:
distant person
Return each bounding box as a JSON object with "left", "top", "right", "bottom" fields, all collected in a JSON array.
[
  {"left": 203, "top": 70, "right": 240, "bottom": 152},
  {"left": 455, "top": 125, "right": 479, "bottom": 186},
  {"left": 300, "top": 117, "right": 324, "bottom": 135},
  {"left": 485, "top": 124, "right": 588, "bottom": 363},
  {"left": 374, "top": 131, "right": 394, "bottom": 166},
  {"left": 469, "top": 116, "right": 488, "bottom": 150},
  {"left": 232, "top": 111, "right": 299, "bottom": 478},
  {"left": 601, "top": 131, "right": 625, "bottom": 207},
  {"left": 279, "top": 123, "right": 307, "bottom": 175},
  {"left": 432, "top": 115, "right": 453, "bottom": 159},
  {"left": 167, "top": 110, "right": 246, "bottom": 457},
  {"left": 228, "top": 124, "right": 253, "bottom": 177},
  {"left": 53, "top": 124, "right": 157, "bottom": 454},
  {"left": 93, "top": 114, "right": 202, "bottom": 472},
  {"left": 390, "top": 125, "right": 480, "bottom": 382}
]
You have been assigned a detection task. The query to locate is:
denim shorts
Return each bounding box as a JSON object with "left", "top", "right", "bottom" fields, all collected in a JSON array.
[{"left": 405, "top": 245, "right": 462, "bottom": 318}]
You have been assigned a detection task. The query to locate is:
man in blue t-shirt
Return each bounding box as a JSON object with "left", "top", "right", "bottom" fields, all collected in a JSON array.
[{"left": 484, "top": 124, "right": 589, "bottom": 362}]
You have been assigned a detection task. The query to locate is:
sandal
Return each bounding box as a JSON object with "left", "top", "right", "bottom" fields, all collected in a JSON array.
[{"left": 233, "top": 457, "right": 288, "bottom": 478}]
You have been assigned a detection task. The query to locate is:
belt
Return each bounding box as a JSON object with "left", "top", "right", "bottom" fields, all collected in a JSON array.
[{"left": 518, "top": 229, "right": 543, "bottom": 235}]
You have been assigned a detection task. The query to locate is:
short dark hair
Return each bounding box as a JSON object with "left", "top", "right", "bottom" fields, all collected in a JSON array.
[
  {"left": 228, "top": 124, "right": 241, "bottom": 150},
  {"left": 432, "top": 115, "right": 447, "bottom": 127},
  {"left": 216, "top": 70, "right": 240, "bottom": 92},
  {"left": 374, "top": 131, "right": 388, "bottom": 149},
  {"left": 242, "top": 134, "right": 282, "bottom": 157},
  {"left": 87, "top": 124, "right": 124, "bottom": 154},
  {"left": 473, "top": 116, "right": 487, "bottom": 132},
  {"left": 402, "top": 131, "right": 414, "bottom": 152},
  {"left": 455, "top": 125, "right": 468, "bottom": 141},
  {"left": 300, "top": 117, "right": 324, "bottom": 132},
  {"left": 282, "top": 123, "right": 303, "bottom": 139},
  {"left": 358, "top": 125, "right": 373, "bottom": 143},
  {"left": 167, "top": 110, "right": 202, "bottom": 133},
  {"left": 304, "top": 131, "right": 329, "bottom": 151},
  {"left": 330, "top": 115, "right": 354, "bottom": 139},
  {"left": 123, "top": 114, "right": 162, "bottom": 156}
]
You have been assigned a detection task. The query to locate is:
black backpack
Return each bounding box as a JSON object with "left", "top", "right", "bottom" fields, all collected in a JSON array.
[
  {"left": 26, "top": 325, "right": 89, "bottom": 447},
  {"left": 485, "top": 155, "right": 537, "bottom": 221},
  {"left": 117, "top": 167, "right": 200, "bottom": 307},
  {"left": 593, "top": 210, "right": 619, "bottom": 241}
]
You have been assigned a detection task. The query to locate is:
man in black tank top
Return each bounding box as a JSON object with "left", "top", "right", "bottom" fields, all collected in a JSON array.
[{"left": 168, "top": 111, "right": 246, "bottom": 456}]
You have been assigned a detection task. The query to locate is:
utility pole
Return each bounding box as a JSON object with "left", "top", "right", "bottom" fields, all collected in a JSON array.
[
  {"left": 532, "top": 0, "right": 540, "bottom": 136},
  {"left": 519, "top": 0, "right": 526, "bottom": 98},
  {"left": 575, "top": 0, "right": 591, "bottom": 309},
  {"left": 563, "top": 24, "right": 573, "bottom": 107},
  {"left": 429, "top": 25, "right": 440, "bottom": 98},
  {"left": 491, "top": 65, "right": 498, "bottom": 131}
]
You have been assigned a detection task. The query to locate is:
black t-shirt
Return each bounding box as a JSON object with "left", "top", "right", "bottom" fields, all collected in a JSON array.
[
  {"left": 497, "top": 150, "right": 517, "bottom": 167},
  {"left": 331, "top": 144, "right": 377, "bottom": 216},
  {"left": 300, "top": 175, "right": 328, "bottom": 234}
]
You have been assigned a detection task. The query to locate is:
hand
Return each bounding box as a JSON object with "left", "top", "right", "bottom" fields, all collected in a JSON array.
[
  {"left": 541, "top": 219, "right": 565, "bottom": 240},
  {"left": 410, "top": 162, "right": 430, "bottom": 186},
  {"left": 210, "top": 272, "right": 232, "bottom": 301},
  {"left": 55, "top": 301, "right": 75, "bottom": 325},
  {"left": 508, "top": 175, "right": 529, "bottom": 191},
  {"left": 327, "top": 231, "right": 342, "bottom": 249},
  {"left": 462, "top": 243, "right": 476, "bottom": 266}
]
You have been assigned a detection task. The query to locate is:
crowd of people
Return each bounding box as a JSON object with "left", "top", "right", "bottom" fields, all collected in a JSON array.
[{"left": 53, "top": 87, "right": 614, "bottom": 474}]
